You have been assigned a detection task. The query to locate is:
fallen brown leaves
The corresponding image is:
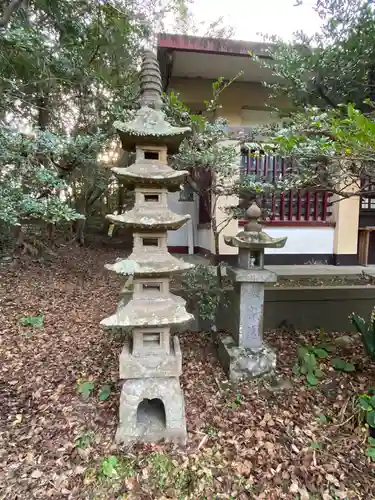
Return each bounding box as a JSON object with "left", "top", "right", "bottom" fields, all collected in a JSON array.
[{"left": 1, "top": 246, "right": 375, "bottom": 499}]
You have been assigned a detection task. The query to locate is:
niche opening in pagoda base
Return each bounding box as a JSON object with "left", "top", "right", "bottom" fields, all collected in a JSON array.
[
  {"left": 142, "top": 282, "right": 162, "bottom": 293},
  {"left": 144, "top": 150, "right": 160, "bottom": 160},
  {"left": 144, "top": 193, "right": 160, "bottom": 202},
  {"left": 136, "top": 398, "right": 166, "bottom": 431},
  {"left": 142, "top": 331, "right": 161, "bottom": 346},
  {"left": 142, "top": 237, "right": 159, "bottom": 247},
  {"left": 249, "top": 250, "right": 261, "bottom": 268}
]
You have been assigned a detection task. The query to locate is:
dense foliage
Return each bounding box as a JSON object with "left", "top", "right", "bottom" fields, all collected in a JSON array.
[
  {"left": 263, "top": 0, "right": 375, "bottom": 111},
  {"left": 0, "top": 0, "right": 192, "bottom": 252},
  {"left": 250, "top": 0, "right": 375, "bottom": 200}
]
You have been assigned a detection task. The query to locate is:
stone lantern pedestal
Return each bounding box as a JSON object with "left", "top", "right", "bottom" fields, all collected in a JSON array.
[{"left": 217, "top": 202, "right": 287, "bottom": 382}]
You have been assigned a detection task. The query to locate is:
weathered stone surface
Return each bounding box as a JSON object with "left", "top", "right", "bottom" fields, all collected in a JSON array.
[
  {"left": 114, "top": 106, "right": 191, "bottom": 154},
  {"left": 115, "top": 377, "right": 187, "bottom": 445},
  {"left": 114, "top": 52, "right": 190, "bottom": 154},
  {"left": 107, "top": 209, "right": 190, "bottom": 230},
  {"left": 106, "top": 250, "right": 193, "bottom": 277},
  {"left": 224, "top": 202, "right": 287, "bottom": 252},
  {"left": 112, "top": 162, "right": 187, "bottom": 190},
  {"left": 101, "top": 49, "right": 193, "bottom": 445},
  {"left": 101, "top": 292, "right": 193, "bottom": 328},
  {"left": 216, "top": 201, "right": 286, "bottom": 382},
  {"left": 119, "top": 335, "right": 182, "bottom": 379},
  {"left": 227, "top": 282, "right": 265, "bottom": 349},
  {"left": 228, "top": 267, "right": 277, "bottom": 283},
  {"left": 107, "top": 187, "right": 191, "bottom": 230},
  {"left": 217, "top": 335, "right": 276, "bottom": 382}
]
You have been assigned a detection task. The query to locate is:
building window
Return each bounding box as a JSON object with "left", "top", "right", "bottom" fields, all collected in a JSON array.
[
  {"left": 361, "top": 197, "right": 375, "bottom": 210},
  {"left": 360, "top": 178, "right": 375, "bottom": 210},
  {"left": 240, "top": 148, "right": 331, "bottom": 222}
]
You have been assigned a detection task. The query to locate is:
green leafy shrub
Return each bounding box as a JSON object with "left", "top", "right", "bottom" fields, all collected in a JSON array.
[
  {"left": 99, "top": 456, "right": 119, "bottom": 479},
  {"left": 177, "top": 264, "right": 231, "bottom": 322},
  {"left": 358, "top": 390, "right": 375, "bottom": 429},
  {"left": 98, "top": 384, "right": 112, "bottom": 401},
  {"left": 350, "top": 309, "right": 375, "bottom": 360}
]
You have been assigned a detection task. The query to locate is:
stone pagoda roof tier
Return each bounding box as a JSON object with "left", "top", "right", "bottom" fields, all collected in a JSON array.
[
  {"left": 107, "top": 210, "right": 190, "bottom": 231},
  {"left": 224, "top": 202, "right": 287, "bottom": 249},
  {"left": 105, "top": 252, "right": 193, "bottom": 277},
  {"left": 224, "top": 230, "right": 287, "bottom": 249},
  {"left": 100, "top": 293, "right": 193, "bottom": 328},
  {"left": 114, "top": 106, "right": 190, "bottom": 154},
  {"left": 112, "top": 163, "right": 188, "bottom": 191}
]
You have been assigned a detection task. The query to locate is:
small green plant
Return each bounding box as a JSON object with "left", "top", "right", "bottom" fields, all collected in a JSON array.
[
  {"left": 74, "top": 430, "right": 95, "bottom": 449},
  {"left": 292, "top": 345, "right": 328, "bottom": 386},
  {"left": 148, "top": 452, "right": 173, "bottom": 489},
  {"left": 77, "top": 380, "right": 95, "bottom": 399},
  {"left": 366, "top": 437, "right": 375, "bottom": 461},
  {"left": 19, "top": 314, "right": 44, "bottom": 328},
  {"left": 350, "top": 309, "right": 375, "bottom": 359},
  {"left": 309, "top": 441, "right": 322, "bottom": 450},
  {"left": 316, "top": 413, "right": 328, "bottom": 424},
  {"left": 98, "top": 383, "right": 112, "bottom": 401},
  {"left": 358, "top": 390, "right": 375, "bottom": 428},
  {"left": 99, "top": 455, "right": 119, "bottom": 478},
  {"left": 230, "top": 393, "right": 242, "bottom": 409},
  {"left": 204, "top": 424, "right": 218, "bottom": 437},
  {"left": 331, "top": 357, "right": 355, "bottom": 372}
]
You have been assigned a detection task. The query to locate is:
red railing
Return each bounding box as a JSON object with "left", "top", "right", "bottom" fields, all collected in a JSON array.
[{"left": 241, "top": 151, "right": 331, "bottom": 225}]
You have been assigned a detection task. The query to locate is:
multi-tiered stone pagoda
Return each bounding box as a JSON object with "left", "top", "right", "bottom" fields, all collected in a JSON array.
[{"left": 101, "top": 50, "right": 194, "bottom": 445}]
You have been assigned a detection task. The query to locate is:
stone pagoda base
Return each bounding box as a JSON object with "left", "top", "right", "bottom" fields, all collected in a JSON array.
[
  {"left": 115, "top": 377, "right": 187, "bottom": 445},
  {"left": 217, "top": 335, "right": 276, "bottom": 382},
  {"left": 119, "top": 336, "right": 182, "bottom": 379}
]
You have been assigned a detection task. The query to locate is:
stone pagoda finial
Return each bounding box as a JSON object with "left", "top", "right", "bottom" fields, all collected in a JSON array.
[
  {"left": 245, "top": 202, "right": 262, "bottom": 232},
  {"left": 113, "top": 49, "right": 190, "bottom": 154},
  {"left": 224, "top": 201, "right": 287, "bottom": 265},
  {"left": 139, "top": 50, "right": 163, "bottom": 110}
]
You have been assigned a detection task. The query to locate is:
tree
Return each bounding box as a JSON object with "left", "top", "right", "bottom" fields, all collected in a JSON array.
[
  {"left": 254, "top": 103, "right": 375, "bottom": 200},
  {"left": 163, "top": 77, "right": 274, "bottom": 321},
  {"left": 0, "top": 0, "right": 192, "bottom": 253},
  {"left": 261, "top": 0, "right": 375, "bottom": 112},
  {"left": 165, "top": 78, "right": 242, "bottom": 267},
  {"left": 245, "top": 0, "right": 375, "bottom": 201}
]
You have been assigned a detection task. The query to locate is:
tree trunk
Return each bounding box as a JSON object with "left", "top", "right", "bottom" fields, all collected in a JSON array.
[
  {"left": 117, "top": 182, "right": 126, "bottom": 214},
  {"left": 211, "top": 215, "right": 223, "bottom": 286},
  {"left": 75, "top": 218, "right": 86, "bottom": 246}
]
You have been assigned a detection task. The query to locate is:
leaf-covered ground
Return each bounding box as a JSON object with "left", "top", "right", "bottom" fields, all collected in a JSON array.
[{"left": 1, "top": 247, "right": 375, "bottom": 500}]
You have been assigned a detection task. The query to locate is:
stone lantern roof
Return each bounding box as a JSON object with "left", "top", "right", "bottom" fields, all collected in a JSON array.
[
  {"left": 224, "top": 202, "right": 287, "bottom": 250},
  {"left": 111, "top": 163, "right": 187, "bottom": 191}
]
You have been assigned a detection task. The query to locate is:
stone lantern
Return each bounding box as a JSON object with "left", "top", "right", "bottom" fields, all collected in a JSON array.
[
  {"left": 217, "top": 202, "right": 287, "bottom": 382},
  {"left": 100, "top": 50, "right": 194, "bottom": 445}
]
